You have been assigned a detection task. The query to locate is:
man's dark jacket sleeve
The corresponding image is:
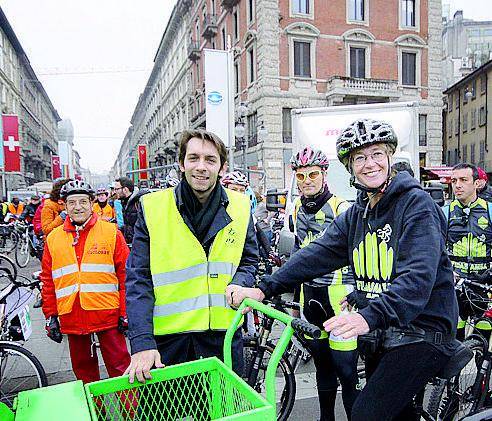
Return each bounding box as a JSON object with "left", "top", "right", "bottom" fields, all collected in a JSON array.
[
  {"left": 230, "top": 215, "right": 258, "bottom": 287},
  {"left": 126, "top": 209, "right": 156, "bottom": 354}
]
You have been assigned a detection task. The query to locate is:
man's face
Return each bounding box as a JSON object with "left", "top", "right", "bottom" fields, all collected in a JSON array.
[
  {"left": 351, "top": 144, "right": 389, "bottom": 189},
  {"left": 227, "top": 183, "right": 246, "bottom": 194},
  {"left": 31, "top": 198, "right": 40, "bottom": 206},
  {"left": 451, "top": 168, "right": 480, "bottom": 203},
  {"left": 179, "top": 137, "right": 225, "bottom": 194},
  {"left": 295, "top": 165, "right": 324, "bottom": 198},
  {"left": 96, "top": 193, "right": 108, "bottom": 203},
  {"left": 65, "top": 194, "right": 93, "bottom": 225},
  {"left": 114, "top": 182, "right": 130, "bottom": 199}
]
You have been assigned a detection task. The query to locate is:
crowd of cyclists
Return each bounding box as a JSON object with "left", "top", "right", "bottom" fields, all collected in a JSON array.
[{"left": 5, "top": 117, "right": 492, "bottom": 420}]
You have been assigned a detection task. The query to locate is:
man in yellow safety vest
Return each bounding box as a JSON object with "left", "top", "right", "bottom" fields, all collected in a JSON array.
[{"left": 124, "top": 129, "right": 258, "bottom": 383}]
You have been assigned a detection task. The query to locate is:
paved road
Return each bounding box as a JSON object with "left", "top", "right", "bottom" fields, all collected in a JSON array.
[{"left": 14, "top": 258, "right": 348, "bottom": 420}]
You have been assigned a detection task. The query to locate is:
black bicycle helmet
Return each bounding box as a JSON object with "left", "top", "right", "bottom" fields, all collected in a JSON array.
[
  {"left": 60, "top": 180, "right": 95, "bottom": 199},
  {"left": 336, "top": 119, "right": 398, "bottom": 170}
]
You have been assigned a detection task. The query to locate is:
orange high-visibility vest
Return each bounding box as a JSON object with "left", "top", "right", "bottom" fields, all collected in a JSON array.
[
  {"left": 93, "top": 202, "right": 115, "bottom": 221},
  {"left": 8, "top": 203, "right": 23, "bottom": 215},
  {"left": 46, "top": 220, "right": 119, "bottom": 316}
]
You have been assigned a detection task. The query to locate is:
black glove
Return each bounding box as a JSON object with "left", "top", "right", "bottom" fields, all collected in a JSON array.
[
  {"left": 45, "top": 316, "right": 62, "bottom": 343},
  {"left": 118, "top": 316, "right": 128, "bottom": 334},
  {"left": 346, "top": 290, "right": 369, "bottom": 310}
]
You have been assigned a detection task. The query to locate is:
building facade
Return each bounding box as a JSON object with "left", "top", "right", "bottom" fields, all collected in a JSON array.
[
  {"left": 442, "top": 10, "right": 492, "bottom": 90},
  {"left": 0, "top": 7, "right": 61, "bottom": 193},
  {"left": 114, "top": 0, "right": 442, "bottom": 188},
  {"left": 443, "top": 59, "right": 492, "bottom": 172}
]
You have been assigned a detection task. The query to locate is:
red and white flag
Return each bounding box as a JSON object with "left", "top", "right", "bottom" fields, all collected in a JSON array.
[
  {"left": 51, "top": 155, "right": 61, "bottom": 179},
  {"left": 2, "top": 115, "right": 20, "bottom": 172},
  {"left": 138, "top": 144, "right": 148, "bottom": 180}
]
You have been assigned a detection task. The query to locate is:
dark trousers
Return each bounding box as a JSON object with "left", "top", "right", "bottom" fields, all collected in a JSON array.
[
  {"left": 155, "top": 330, "right": 244, "bottom": 374},
  {"left": 352, "top": 342, "right": 449, "bottom": 421},
  {"left": 306, "top": 337, "right": 359, "bottom": 420}
]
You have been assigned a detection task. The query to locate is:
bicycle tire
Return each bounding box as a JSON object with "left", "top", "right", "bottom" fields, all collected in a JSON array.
[
  {"left": 15, "top": 235, "right": 30, "bottom": 268},
  {"left": 0, "top": 231, "right": 18, "bottom": 254},
  {"left": 427, "top": 338, "right": 484, "bottom": 420},
  {"left": 243, "top": 341, "right": 296, "bottom": 421},
  {"left": 0, "top": 254, "right": 17, "bottom": 287},
  {"left": 0, "top": 342, "right": 48, "bottom": 407}
]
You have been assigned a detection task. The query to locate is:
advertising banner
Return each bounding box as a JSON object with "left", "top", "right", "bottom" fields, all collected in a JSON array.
[{"left": 204, "top": 49, "right": 233, "bottom": 147}]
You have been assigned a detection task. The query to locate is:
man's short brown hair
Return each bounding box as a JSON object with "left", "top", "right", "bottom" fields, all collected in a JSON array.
[{"left": 178, "top": 129, "right": 228, "bottom": 168}]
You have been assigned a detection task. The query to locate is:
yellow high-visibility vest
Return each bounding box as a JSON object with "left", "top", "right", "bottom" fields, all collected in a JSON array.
[{"left": 141, "top": 188, "right": 250, "bottom": 336}]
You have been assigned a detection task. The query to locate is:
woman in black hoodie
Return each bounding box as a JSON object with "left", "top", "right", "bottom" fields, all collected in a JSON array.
[{"left": 227, "top": 119, "right": 458, "bottom": 421}]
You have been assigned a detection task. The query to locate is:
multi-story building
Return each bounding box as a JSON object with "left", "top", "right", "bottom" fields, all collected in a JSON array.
[
  {"left": 442, "top": 10, "right": 492, "bottom": 89},
  {"left": 443, "top": 59, "right": 492, "bottom": 172},
  {"left": 0, "top": 7, "right": 61, "bottom": 192},
  {"left": 114, "top": 0, "right": 442, "bottom": 188}
]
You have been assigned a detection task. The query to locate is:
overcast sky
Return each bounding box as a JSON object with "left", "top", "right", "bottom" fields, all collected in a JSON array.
[
  {"left": 0, "top": 1, "right": 489, "bottom": 174},
  {"left": 1, "top": 0, "right": 176, "bottom": 174},
  {"left": 445, "top": 0, "right": 492, "bottom": 20}
]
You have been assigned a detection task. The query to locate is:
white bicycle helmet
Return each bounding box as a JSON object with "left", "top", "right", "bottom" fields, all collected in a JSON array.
[
  {"left": 60, "top": 180, "right": 95, "bottom": 199},
  {"left": 221, "top": 171, "right": 249, "bottom": 188}
]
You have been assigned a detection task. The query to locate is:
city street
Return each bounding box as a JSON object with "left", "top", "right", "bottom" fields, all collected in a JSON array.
[{"left": 15, "top": 258, "right": 347, "bottom": 420}]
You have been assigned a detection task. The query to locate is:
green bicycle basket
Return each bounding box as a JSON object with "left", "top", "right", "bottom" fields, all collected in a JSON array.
[{"left": 85, "top": 356, "right": 273, "bottom": 420}]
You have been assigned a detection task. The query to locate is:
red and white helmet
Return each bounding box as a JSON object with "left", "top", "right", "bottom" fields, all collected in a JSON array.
[
  {"left": 478, "top": 167, "right": 488, "bottom": 182},
  {"left": 290, "top": 147, "right": 329, "bottom": 170},
  {"left": 221, "top": 171, "right": 249, "bottom": 187}
]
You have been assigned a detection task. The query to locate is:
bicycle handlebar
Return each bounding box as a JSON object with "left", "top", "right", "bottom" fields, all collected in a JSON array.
[
  {"left": 291, "top": 318, "right": 322, "bottom": 339},
  {"left": 456, "top": 277, "right": 492, "bottom": 293},
  {"left": 223, "top": 298, "right": 321, "bottom": 407}
]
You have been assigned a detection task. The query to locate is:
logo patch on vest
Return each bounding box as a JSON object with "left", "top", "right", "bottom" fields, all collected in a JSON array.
[
  {"left": 225, "top": 228, "right": 236, "bottom": 244},
  {"left": 478, "top": 216, "right": 489, "bottom": 230},
  {"left": 87, "top": 243, "right": 110, "bottom": 255}
]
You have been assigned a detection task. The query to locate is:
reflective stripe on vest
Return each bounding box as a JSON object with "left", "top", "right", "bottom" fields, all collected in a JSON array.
[
  {"left": 142, "top": 188, "right": 250, "bottom": 335},
  {"left": 52, "top": 263, "right": 79, "bottom": 280},
  {"left": 154, "top": 294, "right": 227, "bottom": 318},
  {"left": 152, "top": 261, "right": 236, "bottom": 287},
  {"left": 52, "top": 263, "right": 115, "bottom": 279},
  {"left": 46, "top": 219, "right": 119, "bottom": 315}
]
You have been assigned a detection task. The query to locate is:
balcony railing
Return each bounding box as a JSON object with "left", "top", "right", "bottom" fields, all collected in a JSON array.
[
  {"left": 202, "top": 14, "right": 218, "bottom": 39},
  {"left": 187, "top": 41, "right": 201, "bottom": 62},
  {"left": 326, "top": 76, "right": 400, "bottom": 100}
]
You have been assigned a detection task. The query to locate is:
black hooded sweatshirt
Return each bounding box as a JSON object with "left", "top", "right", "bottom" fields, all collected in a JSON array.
[{"left": 260, "top": 172, "right": 458, "bottom": 350}]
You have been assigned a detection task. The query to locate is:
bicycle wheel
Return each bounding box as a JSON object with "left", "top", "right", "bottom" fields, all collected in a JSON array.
[
  {"left": 0, "top": 231, "right": 17, "bottom": 254},
  {"left": 0, "top": 254, "right": 17, "bottom": 290},
  {"left": 427, "top": 338, "right": 484, "bottom": 420},
  {"left": 243, "top": 341, "right": 296, "bottom": 421},
  {"left": 0, "top": 342, "right": 48, "bottom": 407},
  {"left": 15, "top": 234, "right": 30, "bottom": 268}
]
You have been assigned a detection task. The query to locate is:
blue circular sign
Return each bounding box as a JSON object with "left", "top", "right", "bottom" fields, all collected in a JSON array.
[{"left": 207, "top": 91, "right": 223, "bottom": 105}]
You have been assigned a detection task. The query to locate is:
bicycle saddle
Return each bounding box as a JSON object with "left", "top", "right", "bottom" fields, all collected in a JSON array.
[{"left": 436, "top": 340, "right": 473, "bottom": 380}]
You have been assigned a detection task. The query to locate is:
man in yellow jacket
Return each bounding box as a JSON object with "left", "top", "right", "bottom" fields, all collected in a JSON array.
[{"left": 124, "top": 129, "right": 258, "bottom": 383}]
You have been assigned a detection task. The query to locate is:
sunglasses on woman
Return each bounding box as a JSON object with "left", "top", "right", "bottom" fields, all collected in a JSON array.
[{"left": 295, "top": 170, "right": 322, "bottom": 183}]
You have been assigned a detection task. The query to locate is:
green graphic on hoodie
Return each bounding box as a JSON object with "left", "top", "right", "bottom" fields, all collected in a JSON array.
[
  {"left": 352, "top": 232, "right": 394, "bottom": 281},
  {"left": 452, "top": 234, "right": 486, "bottom": 258}
]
